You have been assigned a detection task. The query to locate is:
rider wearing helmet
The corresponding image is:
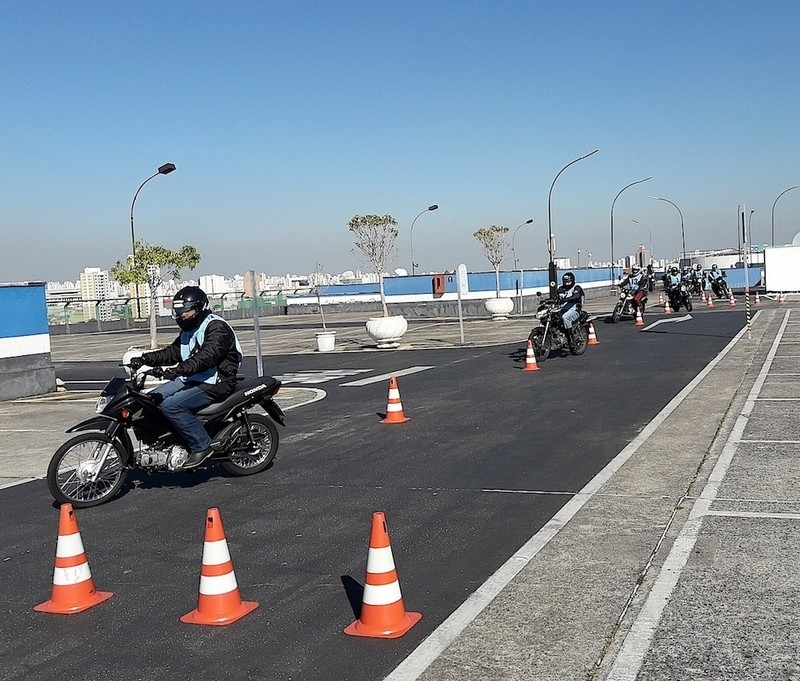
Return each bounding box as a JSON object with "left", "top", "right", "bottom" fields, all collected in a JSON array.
[
  {"left": 617, "top": 265, "right": 648, "bottom": 313},
  {"left": 555, "top": 271, "right": 585, "bottom": 334},
  {"left": 128, "top": 286, "right": 244, "bottom": 469},
  {"left": 665, "top": 266, "right": 682, "bottom": 308}
]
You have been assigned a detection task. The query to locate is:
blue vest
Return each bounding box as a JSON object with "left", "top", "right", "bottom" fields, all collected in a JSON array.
[{"left": 179, "top": 313, "right": 243, "bottom": 385}]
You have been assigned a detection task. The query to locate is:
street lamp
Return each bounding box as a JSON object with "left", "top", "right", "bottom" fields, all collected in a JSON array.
[
  {"left": 409, "top": 204, "right": 439, "bottom": 275},
  {"left": 547, "top": 149, "right": 599, "bottom": 298},
  {"left": 130, "top": 162, "right": 176, "bottom": 317},
  {"left": 511, "top": 218, "right": 535, "bottom": 269},
  {"left": 650, "top": 196, "right": 686, "bottom": 266},
  {"left": 610, "top": 177, "right": 652, "bottom": 285},
  {"left": 632, "top": 219, "right": 654, "bottom": 265},
  {"left": 771, "top": 185, "right": 800, "bottom": 247}
]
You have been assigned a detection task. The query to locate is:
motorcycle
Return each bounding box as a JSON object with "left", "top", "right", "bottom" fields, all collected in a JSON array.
[
  {"left": 527, "top": 293, "right": 590, "bottom": 363},
  {"left": 611, "top": 287, "right": 647, "bottom": 323},
  {"left": 46, "top": 367, "right": 285, "bottom": 508},
  {"left": 669, "top": 281, "right": 693, "bottom": 312},
  {"left": 709, "top": 272, "right": 729, "bottom": 299}
]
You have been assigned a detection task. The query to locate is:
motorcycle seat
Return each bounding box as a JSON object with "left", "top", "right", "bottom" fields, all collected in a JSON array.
[{"left": 197, "top": 376, "right": 281, "bottom": 417}]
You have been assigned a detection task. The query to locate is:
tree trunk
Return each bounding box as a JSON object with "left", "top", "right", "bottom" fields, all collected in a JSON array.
[
  {"left": 379, "top": 273, "right": 389, "bottom": 317},
  {"left": 494, "top": 268, "right": 500, "bottom": 297},
  {"left": 149, "top": 293, "right": 158, "bottom": 349}
]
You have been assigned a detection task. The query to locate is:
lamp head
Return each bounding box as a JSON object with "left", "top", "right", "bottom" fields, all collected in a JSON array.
[
  {"left": 158, "top": 163, "right": 176, "bottom": 175},
  {"left": 428, "top": 204, "right": 438, "bottom": 211}
]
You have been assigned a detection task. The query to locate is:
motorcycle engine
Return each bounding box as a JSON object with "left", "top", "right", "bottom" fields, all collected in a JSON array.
[{"left": 137, "top": 445, "right": 188, "bottom": 470}]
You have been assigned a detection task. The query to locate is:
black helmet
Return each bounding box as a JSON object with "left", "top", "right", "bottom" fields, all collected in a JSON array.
[
  {"left": 172, "top": 286, "right": 208, "bottom": 330},
  {"left": 561, "top": 272, "right": 575, "bottom": 289},
  {"left": 671, "top": 267, "right": 678, "bottom": 275}
]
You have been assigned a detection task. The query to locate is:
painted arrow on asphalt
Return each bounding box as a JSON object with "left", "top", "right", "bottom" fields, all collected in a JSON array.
[{"left": 641, "top": 313, "right": 693, "bottom": 331}]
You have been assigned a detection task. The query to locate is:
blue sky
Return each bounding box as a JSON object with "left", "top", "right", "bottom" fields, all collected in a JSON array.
[{"left": 2, "top": 1, "right": 799, "bottom": 282}]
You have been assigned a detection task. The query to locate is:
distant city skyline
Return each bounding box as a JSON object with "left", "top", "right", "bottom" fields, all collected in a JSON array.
[{"left": 4, "top": 3, "right": 800, "bottom": 283}]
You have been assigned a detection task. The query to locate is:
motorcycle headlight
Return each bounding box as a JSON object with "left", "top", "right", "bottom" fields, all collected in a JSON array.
[
  {"left": 95, "top": 395, "right": 113, "bottom": 413},
  {"left": 536, "top": 309, "right": 548, "bottom": 319}
]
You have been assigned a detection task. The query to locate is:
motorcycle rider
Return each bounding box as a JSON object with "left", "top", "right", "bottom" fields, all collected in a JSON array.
[
  {"left": 665, "top": 266, "right": 682, "bottom": 309},
  {"left": 128, "top": 286, "right": 244, "bottom": 469},
  {"left": 617, "top": 265, "right": 648, "bottom": 314},
  {"left": 706, "top": 264, "right": 726, "bottom": 298},
  {"left": 554, "top": 271, "right": 584, "bottom": 337}
]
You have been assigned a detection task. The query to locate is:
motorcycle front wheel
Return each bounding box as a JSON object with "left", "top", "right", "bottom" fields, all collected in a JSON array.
[
  {"left": 47, "top": 433, "right": 128, "bottom": 508},
  {"left": 528, "top": 327, "right": 550, "bottom": 363},
  {"left": 686, "top": 298, "right": 693, "bottom": 312},
  {"left": 611, "top": 302, "right": 622, "bottom": 324},
  {"left": 569, "top": 324, "right": 589, "bottom": 355},
  {"left": 221, "top": 413, "right": 279, "bottom": 476}
]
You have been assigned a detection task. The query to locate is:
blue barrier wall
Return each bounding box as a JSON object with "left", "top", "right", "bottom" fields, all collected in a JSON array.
[{"left": 0, "top": 283, "right": 56, "bottom": 399}]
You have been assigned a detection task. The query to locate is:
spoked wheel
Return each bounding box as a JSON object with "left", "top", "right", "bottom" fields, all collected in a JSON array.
[
  {"left": 611, "top": 303, "right": 622, "bottom": 324},
  {"left": 686, "top": 298, "right": 693, "bottom": 312},
  {"left": 221, "top": 414, "right": 279, "bottom": 476},
  {"left": 569, "top": 324, "right": 589, "bottom": 355},
  {"left": 527, "top": 327, "right": 550, "bottom": 363},
  {"left": 47, "top": 433, "right": 128, "bottom": 508}
]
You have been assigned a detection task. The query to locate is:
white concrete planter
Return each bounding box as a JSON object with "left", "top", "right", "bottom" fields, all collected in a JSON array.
[
  {"left": 315, "top": 330, "right": 336, "bottom": 352},
  {"left": 484, "top": 296, "right": 514, "bottom": 320},
  {"left": 365, "top": 315, "right": 408, "bottom": 349}
]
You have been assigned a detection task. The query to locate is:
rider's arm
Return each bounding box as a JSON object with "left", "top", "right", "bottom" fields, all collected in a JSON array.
[{"left": 140, "top": 338, "right": 181, "bottom": 367}]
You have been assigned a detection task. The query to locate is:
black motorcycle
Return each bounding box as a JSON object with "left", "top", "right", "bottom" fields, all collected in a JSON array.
[
  {"left": 611, "top": 286, "right": 647, "bottom": 323},
  {"left": 709, "top": 272, "right": 729, "bottom": 299},
  {"left": 527, "top": 294, "right": 590, "bottom": 363},
  {"left": 669, "top": 281, "right": 693, "bottom": 312},
  {"left": 46, "top": 367, "right": 285, "bottom": 508}
]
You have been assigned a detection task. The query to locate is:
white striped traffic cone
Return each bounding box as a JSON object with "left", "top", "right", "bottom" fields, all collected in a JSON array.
[{"left": 380, "top": 376, "right": 410, "bottom": 423}]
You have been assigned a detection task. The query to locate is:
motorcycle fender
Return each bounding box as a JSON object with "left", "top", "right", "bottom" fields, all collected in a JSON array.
[
  {"left": 67, "top": 415, "right": 122, "bottom": 435},
  {"left": 260, "top": 398, "right": 286, "bottom": 426}
]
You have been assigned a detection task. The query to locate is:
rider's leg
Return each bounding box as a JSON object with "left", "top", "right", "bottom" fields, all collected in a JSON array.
[{"left": 156, "top": 384, "right": 215, "bottom": 455}]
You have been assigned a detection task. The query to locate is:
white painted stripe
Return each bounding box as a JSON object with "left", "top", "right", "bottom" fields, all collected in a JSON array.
[
  {"left": 56, "top": 532, "right": 84, "bottom": 558},
  {"left": 605, "top": 309, "right": 789, "bottom": 681},
  {"left": 707, "top": 510, "right": 800, "bottom": 520},
  {"left": 388, "top": 388, "right": 401, "bottom": 399},
  {"left": 0, "top": 333, "right": 50, "bottom": 359},
  {"left": 366, "top": 546, "right": 396, "bottom": 574},
  {"left": 386, "top": 403, "right": 403, "bottom": 412},
  {"left": 341, "top": 366, "right": 435, "bottom": 387},
  {"left": 201, "top": 539, "right": 231, "bottom": 566},
  {"left": 53, "top": 562, "right": 91, "bottom": 586},
  {"left": 754, "top": 397, "right": 800, "bottom": 401},
  {"left": 199, "top": 571, "right": 238, "bottom": 596},
  {"left": 740, "top": 439, "right": 800, "bottom": 444},
  {"left": 362, "top": 580, "right": 402, "bottom": 606},
  {"left": 385, "top": 315, "right": 757, "bottom": 681}
]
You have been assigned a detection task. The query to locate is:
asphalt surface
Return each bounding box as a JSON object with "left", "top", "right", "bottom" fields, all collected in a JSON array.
[{"left": 2, "top": 292, "right": 799, "bottom": 680}]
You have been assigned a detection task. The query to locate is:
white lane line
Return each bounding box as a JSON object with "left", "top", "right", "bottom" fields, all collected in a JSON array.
[
  {"left": 384, "top": 317, "right": 755, "bottom": 681},
  {"left": 707, "top": 510, "right": 800, "bottom": 520},
  {"left": 340, "top": 366, "right": 435, "bottom": 386},
  {"left": 606, "top": 309, "right": 790, "bottom": 681},
  {"left": 754, "top": 397, "right": 800, "bottom": 400},
  {"left": 740, "top": 439, "right": 800, "bottom": 443}
]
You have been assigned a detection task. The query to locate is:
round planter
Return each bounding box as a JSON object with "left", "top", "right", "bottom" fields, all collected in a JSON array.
[
  {"left": 315, "top": 330, "right": 336, "bottom": 352},
  {"left": 365, "top": 315, "right": 408, "bottom": 349},
  {"left": 484, "top": 297, "right": 514, "bottom": 320}
]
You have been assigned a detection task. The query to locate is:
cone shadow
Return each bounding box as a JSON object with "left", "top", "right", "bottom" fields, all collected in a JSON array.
[{"left": 341, "top": 575, "right": 364, "bottom": 618}]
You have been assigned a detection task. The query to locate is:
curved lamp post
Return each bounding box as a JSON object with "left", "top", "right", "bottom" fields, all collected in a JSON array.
[
  {"left": 511, "top": 218, "right": 535, "bottom": 269},
  {"left": 650, "top": 196, "right": 685, "bottom": 266},
  {"left": 130, "top": 162, "right": 177, "bottom": 317},
  {"left": 771, "top": 185, "right": 800, "bottom": 247},
  {"left": 632, "top": 219, "right": 654, "bottom": 265},
  {"left": 609, "top": 177, "right": 652, "bottom": 285},
  {"left": 547, "top": 149, "right": 599, "bottom": 298},
  {"left": 409, "top": 204, "right": 439, "bottom": 275}
]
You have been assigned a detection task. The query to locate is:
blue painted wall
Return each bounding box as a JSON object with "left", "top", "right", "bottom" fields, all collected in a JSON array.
[{"left": 0, "top": 283, "right": 48, "bottom": 339}]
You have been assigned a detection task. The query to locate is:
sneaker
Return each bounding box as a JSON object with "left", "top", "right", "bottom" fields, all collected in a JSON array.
[{"left": 181, "top": 447, "right": 214, "bottom": 469}]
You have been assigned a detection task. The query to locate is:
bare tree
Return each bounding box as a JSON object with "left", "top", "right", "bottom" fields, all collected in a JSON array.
[
  {"left": 473, "top": 225, "right": 509, "bottom": 297},
  {"left": 347, "top": 214, "right": 399, "bottom": 317}
]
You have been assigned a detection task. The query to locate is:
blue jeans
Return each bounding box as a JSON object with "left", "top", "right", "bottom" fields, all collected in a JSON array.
[
  {"left": 149, "top": 380, "right": 214, "bottom": 454},
  {"left": 561, "top": 304, "right": 580, "bottom": 330}
]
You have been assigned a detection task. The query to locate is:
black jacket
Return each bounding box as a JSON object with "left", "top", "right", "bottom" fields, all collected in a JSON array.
[{"left": 141, "top": 312, "right": 241, "bottom": 398}]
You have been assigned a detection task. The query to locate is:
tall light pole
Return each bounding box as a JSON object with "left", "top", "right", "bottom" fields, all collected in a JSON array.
[
  {"left": 650, "top": 196, "right": 685, "bottom": 266},
  {"left": 632, "top": 219, "right": 654, "bottom": 264},
  {"left": 547, "top": 149, "right": 599, "bottom": 298},
  {"left": 610, "top": 177, "right": 652, "bottom": 286},
  {"left": 409, "top": 204, "right": 439, "bottom": 275},
  {"left": 771, "top": 185, "right": 800, "bottom": 247},
  {"left": 511, "top": 218, "right": 534, "bottom": 269},
  {"left": 130, "top": 162, "right": 177, "bottom": 317}
]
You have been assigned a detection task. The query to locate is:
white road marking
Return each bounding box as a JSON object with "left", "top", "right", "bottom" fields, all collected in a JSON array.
[{"left": 340, "top": 366, "right": 435, "bottom": 386}]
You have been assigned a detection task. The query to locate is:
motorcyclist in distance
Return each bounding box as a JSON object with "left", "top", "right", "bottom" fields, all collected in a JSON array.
[
  {"left": 554, "top": 271, "right": 585, "bottom": 337},
  {"left": 617, "top": 265, "right": 648, "bottom": 314},
  {"left": 706, "top": 264, "right": 727, "bottom": 298},
  {"left": 128, "top": 286, "right": 244, "bottom": 469},
  {"left": 665, "top": 266, "right": 682, "bottom": 309}
]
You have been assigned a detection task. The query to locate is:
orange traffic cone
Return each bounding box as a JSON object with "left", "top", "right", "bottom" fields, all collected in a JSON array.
[
  {"left": 663, "top": 297, "right": 673, "bottom": 314},
  {"left": 34, "top": 503, "right": 113, "bottom": 614},
  {"left": 658, "top": 292, "right": 664, "bottom": 306},
  {"left": 707, "top": 293, "right": 714, "bottom": 308},
  {"left": 380, "top": 376, "right": 410, "bottom": 423},
  {"left": 634, "top": 306, "right": 645, "bottom": 326},
  {"left": 728, "top": 290, "right": 736, "bottom": 307},
  {"left": 700, "top": 289, "right": 706, "bottom": 302},
  {"left": 344, "top": 512, "right": 421, "bottom": 639},
  {"left": 181, "top": 507, "right": 258, "bottom": 626},
  {"left": 523, "top": 339, "right": 540, "bottom": 371},
  {"left": 587, "top": 322, "right": 599, "bottom": 345},
  {"left": 779, "top": 291, "right": 786, "bottom": 304},
  {"left": 754, "top": 291, "right": 761, "bottom": 305}
]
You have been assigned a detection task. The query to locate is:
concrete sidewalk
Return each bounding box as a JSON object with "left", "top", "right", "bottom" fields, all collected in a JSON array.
[{"left": 2, "top": 296, "right": 799, "bottom": 680}]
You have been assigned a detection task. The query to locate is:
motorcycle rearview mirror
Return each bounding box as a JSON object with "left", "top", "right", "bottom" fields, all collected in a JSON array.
[{"left": 536, "top": 291, "right": 543, "bottom": 297}]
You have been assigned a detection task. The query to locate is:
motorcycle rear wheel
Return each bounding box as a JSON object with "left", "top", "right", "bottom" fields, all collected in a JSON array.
[
  {"left": 47, "top": 433, "right": 128, "bottom": 508},
  {"left": 569, "top": 324, "right": 589, "bottom": 355},
  {"left": 527, "top": 327, "right": 550, "bottom": 363},
  {"left": 221, "top": 414, "right": 279, "bottom": 476}
]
